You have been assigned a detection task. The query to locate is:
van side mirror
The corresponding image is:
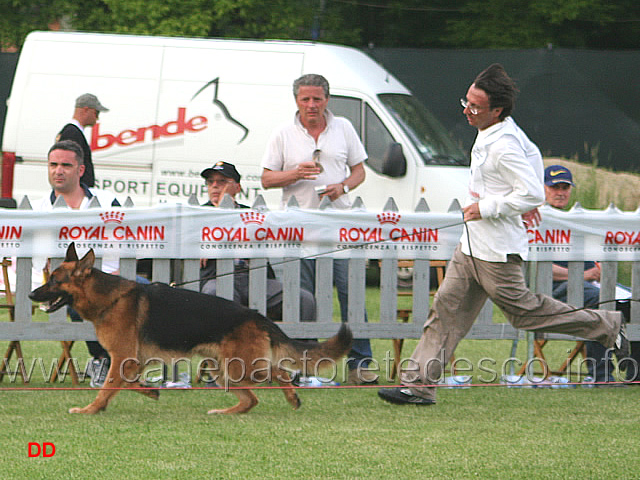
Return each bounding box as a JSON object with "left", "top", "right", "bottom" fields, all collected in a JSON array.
[{"left": 381, "top": 142, "right": 406, "bottom": 177}]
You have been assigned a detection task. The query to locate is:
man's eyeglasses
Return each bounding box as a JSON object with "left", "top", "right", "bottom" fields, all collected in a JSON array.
[
  {"left": 460, "top": 98, "right": 489, "bottom": 116},
  {"left": 205, "top": 177, "right": 233, "bottom": 186}
]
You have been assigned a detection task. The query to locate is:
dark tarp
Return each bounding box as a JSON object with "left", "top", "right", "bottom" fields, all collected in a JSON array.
[{"left": 369, "top": 47, "right": 640, "bottom": 172}]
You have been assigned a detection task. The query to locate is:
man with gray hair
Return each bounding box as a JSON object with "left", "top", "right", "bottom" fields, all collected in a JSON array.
[
  {"left": 261, "top": 73, "right": 375, "bottom": 384},
  {"left": 56, "top": 93, "right": 109, "bottom": 188}
]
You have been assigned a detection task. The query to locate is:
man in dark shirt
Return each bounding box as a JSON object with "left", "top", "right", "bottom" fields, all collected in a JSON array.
[
  {"left": 56, "top": 93, "right": 109, "bottom": 187},
  {"left": 199, "top": 161, "right": 316, "bottom": 322}
]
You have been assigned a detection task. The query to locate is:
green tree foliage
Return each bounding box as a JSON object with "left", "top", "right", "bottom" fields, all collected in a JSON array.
[
  {"left": 70, "top": 0, "right": 218, "bottom": 37},
  {"left": 445, "top": 0, "right": 640, "bottom": 48},
  {"left": 2, "top": 0, "right": 640, "bottom": 50},
  {"left": 0, "top": 0, "right": 73, "bottom": 49}
]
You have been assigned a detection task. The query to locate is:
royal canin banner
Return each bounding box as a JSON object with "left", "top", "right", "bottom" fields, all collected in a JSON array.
[{"left": 0, "top": 203, "right": 638, "bottom": 260}]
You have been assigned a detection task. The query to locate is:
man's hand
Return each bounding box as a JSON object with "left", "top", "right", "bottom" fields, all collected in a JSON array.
[
  {"left": 584, "top": 264, "right": 601, "bottom": 282},
  {"left": 320, "top": 183, "right": 346, "bottom": 201},
  {"left": 462, "top": 203, "right": 482, "bottom": 222},
  {"left": 295, "top": 161, "right": 322, "bottom": 181},
  {"left": 522, "top": 207, "right": 541, "bottom": 228}
]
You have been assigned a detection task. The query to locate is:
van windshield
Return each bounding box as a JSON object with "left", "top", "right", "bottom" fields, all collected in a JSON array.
[{"left": 379, "top": 94, "right": 469, "bottom": 167}]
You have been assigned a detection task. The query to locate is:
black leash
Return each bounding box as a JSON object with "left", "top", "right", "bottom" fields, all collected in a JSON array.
[
  {"left": 171, "top": 211, "right": 640, "bottom": 313},
  {"left": 462, "top": 215, "right": 639, "bottom": 315},
  {"left": 170, "top": 218, "right": 467, "bottom": 288}
]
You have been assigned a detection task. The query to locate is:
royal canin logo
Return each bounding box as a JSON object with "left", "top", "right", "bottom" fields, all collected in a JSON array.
[
  {"left": 0, "top": 225, "right": 22, "bottom": 240},
  {"left": 240, "top": 212, "right": 266, "bottom": 225},
  {"left": 527, "top": 228, "right": 571, "bottom": 244},
  {"left": 604, "top": 231, "right": 640, "bottom": 245},
  {"left": 99, "top": 211, "right": 125, "bottom": 224},
  {"left": 377, "top": 212, "right": 401, "bottom": 225},
  {"left": 91, "top": 108, "right": 207, "bottom": 151},
  {"left": 58, "top": 213, "right": 165, "bottom": 242}
]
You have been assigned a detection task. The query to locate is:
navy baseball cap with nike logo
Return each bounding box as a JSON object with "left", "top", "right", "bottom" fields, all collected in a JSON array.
[{"left": 544, "top": 165, "right": 574, "bottom": 186}]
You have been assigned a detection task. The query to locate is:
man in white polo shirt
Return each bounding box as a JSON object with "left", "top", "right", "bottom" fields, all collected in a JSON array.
[{"left": 261, "top": 73, "right": 374, "bottom": 384}]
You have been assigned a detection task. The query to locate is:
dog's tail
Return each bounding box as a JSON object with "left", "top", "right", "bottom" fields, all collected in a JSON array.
[{"left": 272, "top": 323, "right": 353, "bottom": 374}]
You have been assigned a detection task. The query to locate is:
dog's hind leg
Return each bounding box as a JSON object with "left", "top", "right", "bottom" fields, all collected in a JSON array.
[
  {"left": 207, "top": 388, "right": 258, "bottom": 415},
  {"left": 276, "top": 369, "right": 301, "bottom": 410}
]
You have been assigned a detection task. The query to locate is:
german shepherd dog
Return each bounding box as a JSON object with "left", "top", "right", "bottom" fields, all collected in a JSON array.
[{"left": 29, "top": 243, "right": 352, "bottom": 415}]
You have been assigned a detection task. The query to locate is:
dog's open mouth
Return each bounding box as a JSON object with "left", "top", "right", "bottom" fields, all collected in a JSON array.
[{"left": 32, "top": 294, "right": 72, "bottom": 313}]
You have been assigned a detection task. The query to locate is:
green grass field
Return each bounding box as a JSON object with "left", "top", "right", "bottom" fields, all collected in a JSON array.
[{"left": 1, "top": 335, "right": 639, "bottom": 479}]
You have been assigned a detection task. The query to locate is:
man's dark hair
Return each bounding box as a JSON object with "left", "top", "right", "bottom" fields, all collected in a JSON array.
[
  {"left": 47, "top": 139, "right": 85, "bottom": 165},
  {"left": 473, "top": 63, "right": 519, "bottom": 120},
  {"left": 293, "top": 74, "right": 330, "bottom": 98}
]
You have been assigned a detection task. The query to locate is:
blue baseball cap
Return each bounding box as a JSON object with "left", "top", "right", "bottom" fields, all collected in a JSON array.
[
  {"left": 544, "top": 165, "right": 574, "bottom": 186},
  {"left": 200, "top": 161, "right": 241, "bottom": 183}
]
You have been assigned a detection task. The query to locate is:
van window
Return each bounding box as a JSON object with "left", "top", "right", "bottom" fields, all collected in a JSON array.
[
  {"left": 328, "top": 96, "right": 361, "bottom": 132},
  {"left": 364, "top": 104, "right": 396, "bottom": 175},
  {"left": 329, "top": 96, "right": 397, "bottom": 176},
  {"left": 379, "top": 94, "right": 469, "bottom": 167}
]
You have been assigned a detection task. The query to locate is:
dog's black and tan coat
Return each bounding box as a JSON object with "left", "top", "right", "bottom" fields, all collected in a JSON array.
[{"left": 29, "top": 243, "right": 352, "bottom": 415}]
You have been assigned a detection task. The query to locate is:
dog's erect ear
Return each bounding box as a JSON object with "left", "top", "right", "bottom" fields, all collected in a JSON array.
[
  {"left": 65, "top": 242, "right": 79, "bottom": 262},
  {"left": 76, "top": 248, "right": 96, "bottom": 272}
]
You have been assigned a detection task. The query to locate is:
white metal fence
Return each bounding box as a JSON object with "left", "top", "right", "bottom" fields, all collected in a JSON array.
[{"left": 1, "top": 195, "right": 638, "bottom": 342}]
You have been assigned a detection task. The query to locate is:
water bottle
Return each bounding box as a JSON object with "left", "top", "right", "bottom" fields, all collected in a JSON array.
[
  {"left": 445, "top": 375, "right": 471, "bottom": 389},
  {"left": 296, "top": 376, "right": 339, "bottom": 387},
  {"left": 501, "top": 375, "right": 526, "bottom": 388},
  {"left": 581, "top": 376, "right": 595, "bottom": 388},
  {"left": 549, "top": 376, "right": 573, "bottom": 388}
]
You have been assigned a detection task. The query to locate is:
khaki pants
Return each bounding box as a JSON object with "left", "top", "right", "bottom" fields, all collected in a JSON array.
[{"left": 401, "top": 245, "right": 621, "bottom": 401}]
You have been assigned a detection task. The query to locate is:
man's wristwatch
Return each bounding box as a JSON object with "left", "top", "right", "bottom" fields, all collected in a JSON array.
[{"left": 342, "top": 183, "right": 350, "bottom": 194}]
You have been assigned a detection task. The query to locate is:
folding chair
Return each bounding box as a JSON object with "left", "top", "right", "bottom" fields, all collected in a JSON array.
[
  {"left": 0, "top": 258, "right": 29, "bottom": 383},
  {"left": 390, "top": 260, "right": 457, "bottom": 379}
]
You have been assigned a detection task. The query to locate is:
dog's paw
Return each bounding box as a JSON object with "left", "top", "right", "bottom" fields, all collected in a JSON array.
[
  {"left": 145, "top": 388, "right": 160, "bottom": 400},
  {"left": 68, "top": 406, "right": 100, "bottom": 414}
]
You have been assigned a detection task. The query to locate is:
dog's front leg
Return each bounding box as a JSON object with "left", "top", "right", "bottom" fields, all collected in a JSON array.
[{"left": 68, "top": 355, "right": 135, "bottom": 414}]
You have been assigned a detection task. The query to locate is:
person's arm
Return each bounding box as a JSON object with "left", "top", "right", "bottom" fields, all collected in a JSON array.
[
  {"left": 552, "top": 263, "right": 601, "bottom": 282},
  {"left": 261, "top": 163, "right": 321, "bottom": 189},
  {"left": 552, "top": 264, "right": 569, "bottom": 281},
  {"left": 477, "top": 137, "right": 544, "bottom": 221},
  {"left": 321, "top": 162, "right": 366, "bottom": 201}
]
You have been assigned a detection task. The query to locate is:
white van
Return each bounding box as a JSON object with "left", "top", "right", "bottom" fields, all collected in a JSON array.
[{"left": 2, "top": 31, "right": 469, "bottom": 212}]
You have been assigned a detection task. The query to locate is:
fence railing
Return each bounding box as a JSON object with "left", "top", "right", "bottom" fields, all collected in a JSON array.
[{"left": 1, "top": 194, "right": 638, "bottom": 342}]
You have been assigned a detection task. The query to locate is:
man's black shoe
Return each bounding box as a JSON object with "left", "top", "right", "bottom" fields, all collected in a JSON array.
[
  {"left": 613, "top": 322, "right": 630, "bottom": 360},
  {"left": 378, "top": 387, "right": 435, "bottom": 406}
]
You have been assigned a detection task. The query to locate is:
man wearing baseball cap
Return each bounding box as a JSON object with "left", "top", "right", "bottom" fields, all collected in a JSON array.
[
  {"left": 198, "top": 161, "right": 316, "bottom": 324},
  {"left": 543, "top": 164, "right": 575, "bottom": 213},
  {"left": 200, "top": 161, "right": 242, "bottom": 205},
  {"left": 544, "top": 164, "right": 628, "bottom": 385},
  {"left": 56, "top": 93, "right": 109, "bottom": 188}
]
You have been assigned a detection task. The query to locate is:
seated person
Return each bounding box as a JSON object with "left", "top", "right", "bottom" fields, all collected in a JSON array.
[
  {"left": 544, "top": 165, "right": 629, "bottom": 384},
  {"left": 199, "top": 162, "right": 315, "bottom": 322}
]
